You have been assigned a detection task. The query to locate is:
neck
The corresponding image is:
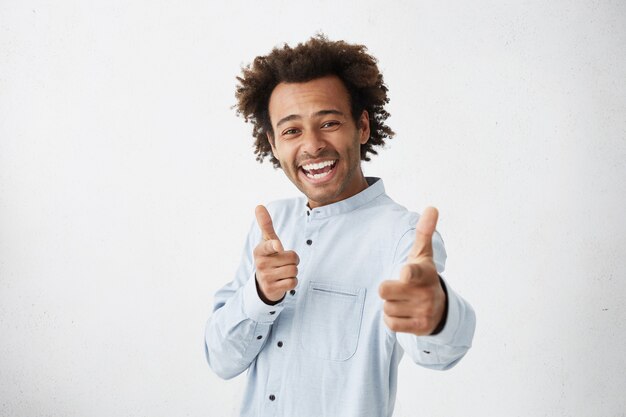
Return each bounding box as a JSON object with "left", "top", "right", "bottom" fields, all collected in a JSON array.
[{"left": 307, "top": 172, "right": 369, "bottom": 209}]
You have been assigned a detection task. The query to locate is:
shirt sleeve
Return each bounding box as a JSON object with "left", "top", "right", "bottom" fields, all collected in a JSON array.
[
  {"left": 204, "top": 221, "right": 286, "bottom": 380},
  {"left": 390, "top": 223, "right": 476, "bottom": 371}
]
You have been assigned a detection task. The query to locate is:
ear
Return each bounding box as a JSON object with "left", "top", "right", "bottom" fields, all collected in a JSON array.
[{"left": 358, "top": 110, "right": 370, "bottom": 144}]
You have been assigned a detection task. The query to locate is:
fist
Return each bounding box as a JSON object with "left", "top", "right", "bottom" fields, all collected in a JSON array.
[
  {"left": 253, "top": 205, "right": 299, "bottom": 304},
  {"left": 379, "top": 207, "right": 447, "bottom": 336}
]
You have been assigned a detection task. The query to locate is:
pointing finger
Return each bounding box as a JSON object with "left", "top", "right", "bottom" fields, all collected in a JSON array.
[
  {"left": 399, "top": 262, "right": 436, "bottom": 285},
  {"left": 255, "top": 205, "right": 281, "bottom": 242},
  {"left": 409, "top": 206, "right": 439, "bottom": 261},
  {"left": 256, "top": 239, "right": 284, "bottom": 256}
]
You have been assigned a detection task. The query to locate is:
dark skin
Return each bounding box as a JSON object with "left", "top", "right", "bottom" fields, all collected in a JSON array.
[
  {"left": 378, "top": 207, "right": 446, "bottom": 336},
  {"left": 253, "top": 205, "right": 299, "bottom": 304},
  {"left": 252, "top": 76, "right": 446, "bottom": 336}
]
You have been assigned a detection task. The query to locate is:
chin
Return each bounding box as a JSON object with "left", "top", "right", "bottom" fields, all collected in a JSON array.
[{"left": 301, "top": 181, "right": 348, "bottom": 207}]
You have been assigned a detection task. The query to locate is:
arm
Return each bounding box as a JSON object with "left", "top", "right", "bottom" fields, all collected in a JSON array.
[
  {"left": 203, "top": 222, "right": 286, "bottom": 379},
  {"left": 204, "top": 207, "right": 298, "bottom": 379},
  {"left": 380, "top": 208, "right": 476, "bottom": 370}
]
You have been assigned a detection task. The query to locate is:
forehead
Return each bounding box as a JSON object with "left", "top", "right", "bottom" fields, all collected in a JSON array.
[{"left": 267, "top": 75, "right": 351, "bottom": 124}]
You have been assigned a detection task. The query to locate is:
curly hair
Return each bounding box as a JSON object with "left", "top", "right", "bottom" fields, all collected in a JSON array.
[{"left": 234, "top": 34, "right": 394, "bottom": 168}]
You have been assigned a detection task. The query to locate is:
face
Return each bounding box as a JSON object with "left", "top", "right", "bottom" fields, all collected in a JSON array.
[{"left": 267, "top": 75, "right": 370, "bottom": 208}]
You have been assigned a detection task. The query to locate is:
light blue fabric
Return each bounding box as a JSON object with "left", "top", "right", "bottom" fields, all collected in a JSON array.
[{"left": 204, "top": 178, "right": 476, "bottom": 417}]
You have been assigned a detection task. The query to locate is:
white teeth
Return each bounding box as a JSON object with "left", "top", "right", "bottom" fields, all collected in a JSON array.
[
  {"left": 305, "top": 170, "right": 331, "bottom": 179},
  {"left": 302, "top": 160, "right": 335, "bottom": 171}
]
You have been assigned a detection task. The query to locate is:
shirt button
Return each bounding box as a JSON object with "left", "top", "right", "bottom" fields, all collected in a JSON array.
[
  {"left": 256, "top": 335, "right": 263, "bottom": 340},
  {"left": 269, "top": 394, "right": 276, "bottom": 401},
  {"left": 277, "top": 341, "right": 283, "bottom": 348},
  {"left": 306, "top": 239, "right": 312, "bottom": 245},
  {"left": 290, "top": 289, "right": 296, "bottom": 296}
]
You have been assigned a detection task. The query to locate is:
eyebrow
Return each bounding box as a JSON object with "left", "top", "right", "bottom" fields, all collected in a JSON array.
[{"left": 276, "top": 109, "right": 345, "bottom": 128}]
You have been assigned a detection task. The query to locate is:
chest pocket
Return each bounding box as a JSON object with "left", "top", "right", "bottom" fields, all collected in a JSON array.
[{"left": 299, "top": 281, "right": 366, "bottom": 361}]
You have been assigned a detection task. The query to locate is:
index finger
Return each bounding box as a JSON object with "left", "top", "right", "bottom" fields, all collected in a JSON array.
[
  {"left": 408, "top": 206, "right": 439, "bottom": 261},
  {"left": 255, "top": 205, "right": 280, "bottom": 242},
  {"left": 256, "top": 239, "right": 283, "bottom": 256}
]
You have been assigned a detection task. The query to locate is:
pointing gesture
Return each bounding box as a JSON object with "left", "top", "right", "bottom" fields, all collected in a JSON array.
[
  {"left": 255, "top": 205, "right": 284, "bottom": 253},
  {"left": 253, "top": 205, "right": 299, "bottom": 304},
  {"left": 379, "top": 207, "right": 447, "bottom": 336}
]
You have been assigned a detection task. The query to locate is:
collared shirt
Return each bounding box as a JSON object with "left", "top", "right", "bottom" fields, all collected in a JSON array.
[{"left": 205, "top": 178, "right": 476, "bottom": 417}]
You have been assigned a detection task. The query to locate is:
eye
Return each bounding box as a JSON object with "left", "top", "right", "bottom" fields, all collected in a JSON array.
[
  {"left": 281, "top": 127, "right": 301, "bottom": 137},
  {"left": 321, "top": 120, "right": 341, "bottom": 129}
]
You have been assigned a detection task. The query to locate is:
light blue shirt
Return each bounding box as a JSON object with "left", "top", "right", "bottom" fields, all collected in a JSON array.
[{"left": 204, "top": 178, "right": 476, "bottom": 417}]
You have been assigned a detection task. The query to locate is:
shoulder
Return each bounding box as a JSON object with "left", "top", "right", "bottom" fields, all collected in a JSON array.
[
  {"left": 369, "top": 194, "right": 447, "bottom": 271},
  {"left": 362, "top": 192, "right": 419, "bottom": 232}
]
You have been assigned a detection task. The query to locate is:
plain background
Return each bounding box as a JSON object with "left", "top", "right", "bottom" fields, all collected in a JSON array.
[{"left": 1, "top": 1, "right": 625, "bottom": 416}]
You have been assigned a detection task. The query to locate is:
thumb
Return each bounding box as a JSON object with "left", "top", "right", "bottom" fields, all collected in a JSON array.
[
  {"left": 408, "top": 206, "right": 439, "bottom": 261},
  {"left": 255, "top": 205, "right": 281, "bottom": 242}
]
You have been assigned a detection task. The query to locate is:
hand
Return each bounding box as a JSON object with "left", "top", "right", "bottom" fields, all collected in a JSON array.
[
  {"left": 253, "top": 205, "right": 299, "bottom": 304},
  {"left": 379, "top": 207, "right": 446, "bottom": 336}
]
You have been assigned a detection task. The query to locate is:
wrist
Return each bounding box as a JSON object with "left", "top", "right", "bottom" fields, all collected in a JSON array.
[
  {"left": 429, "top": 275, "right": 448, "bottom": 335},
  {"left": 255, "top": 275, "right": 285, "bottom": 305}
]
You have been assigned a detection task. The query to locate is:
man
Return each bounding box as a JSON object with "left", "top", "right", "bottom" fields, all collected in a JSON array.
[{"left": 204, "top": 35, "right": 476, "bottom": 417}]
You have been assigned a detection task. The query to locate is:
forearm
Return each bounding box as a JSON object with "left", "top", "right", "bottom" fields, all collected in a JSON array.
[{"left": 204, "top": 275, "right": 283, "bottom": 379}]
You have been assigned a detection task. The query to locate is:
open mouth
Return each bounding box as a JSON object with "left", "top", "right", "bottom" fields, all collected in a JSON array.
[{"left": 300, "top": 160, "right": 338, "bottom": 181}]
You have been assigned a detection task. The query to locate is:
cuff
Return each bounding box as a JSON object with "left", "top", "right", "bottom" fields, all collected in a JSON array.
[{"left": 242, "top": 273, "right": 285, "bottom": 323}]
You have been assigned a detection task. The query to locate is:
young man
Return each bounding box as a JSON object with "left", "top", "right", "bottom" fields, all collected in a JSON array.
[{"left": 204, "top": 35, "right": 476, "bottom": 417}]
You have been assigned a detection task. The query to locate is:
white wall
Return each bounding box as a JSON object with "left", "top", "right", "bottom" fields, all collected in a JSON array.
[{"left": 1, "top": 1, "right": 625, "bottom": 416}]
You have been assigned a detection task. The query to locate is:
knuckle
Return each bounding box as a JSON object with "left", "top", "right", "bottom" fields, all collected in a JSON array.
[
  {"left": 266, "top": 282, "right": 277, "bottom": 293},
  {"left": 412, "top": 318, "right": 428, "bottom": 334},
  {"left": 402, "top": 263, "right": 415, "bottom": 276},
  {"left": 256, "top": 271, "right": 269, "bottom": 283},
  {"left": 390, "top": 322, "right": 402, "bottom": 332},
  {"left": 383, "top": 301, "right": 393, "bottom": 315},
  {"left": 285, "top": 251, "right": 298, "bottom": 262},
  {"left": 269, "top": 239, "right": 282, "bottom": 252},
  {"left": 384, "top": 315, "right": 399, "bottom": 332},
  {"left": 378, "top": 282, "right": 390, "bottom": 298},
  {"left": 410, "top": 287, "right": 424, "bottom": 300},
  {"left": 256, "top": 259, "right": 269, "bottom": 270}
]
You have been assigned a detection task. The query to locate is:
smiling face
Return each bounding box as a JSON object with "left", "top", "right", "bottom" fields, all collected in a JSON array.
[{"left": 267, "top": 75, "right": 370, "bottom": 208}]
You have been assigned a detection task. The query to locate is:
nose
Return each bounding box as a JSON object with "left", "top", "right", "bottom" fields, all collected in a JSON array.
[{"left": 301, "top": 129, "right": 326, "bottom": 156}]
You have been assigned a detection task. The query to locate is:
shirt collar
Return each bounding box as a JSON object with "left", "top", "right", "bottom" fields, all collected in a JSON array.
[{"left": 303, "top": 177, "right": 385, "bottom": 219}]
